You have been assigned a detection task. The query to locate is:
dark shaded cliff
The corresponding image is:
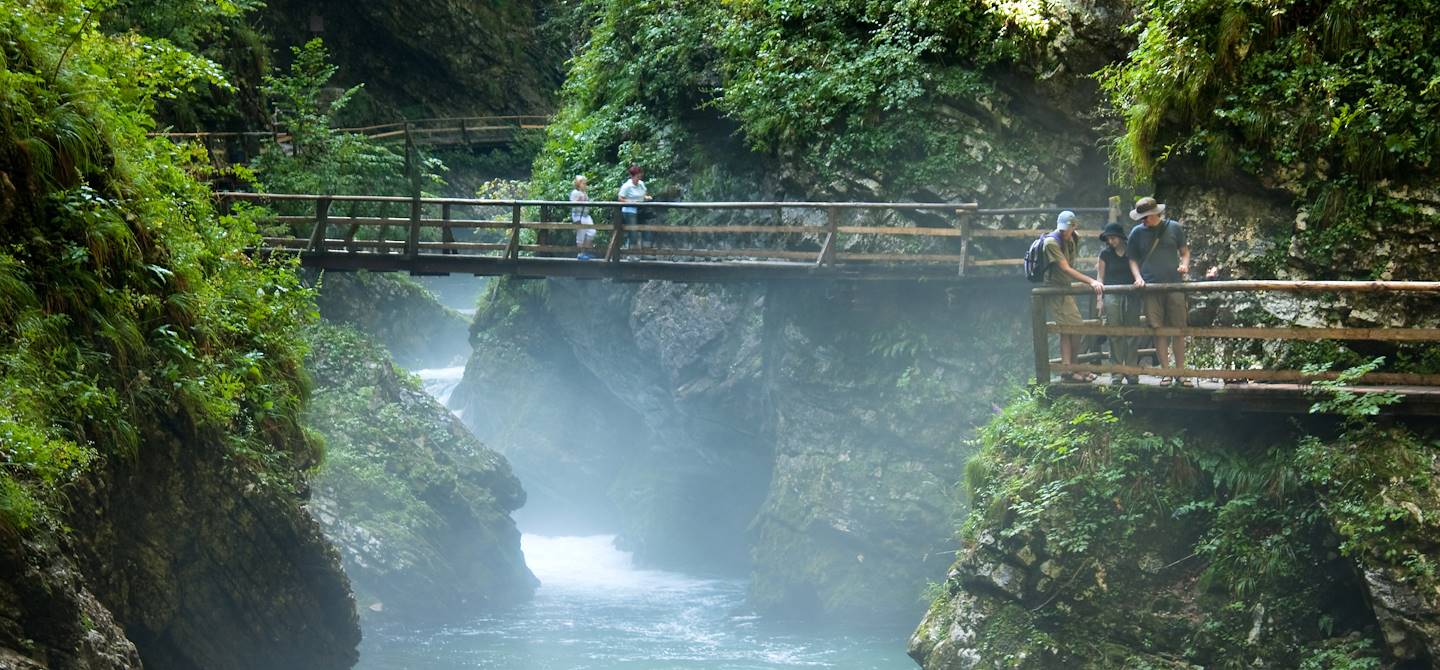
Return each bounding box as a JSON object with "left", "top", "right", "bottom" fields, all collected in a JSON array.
[{"left": 260, "top": 0, "right": 565, "bottom": 119}]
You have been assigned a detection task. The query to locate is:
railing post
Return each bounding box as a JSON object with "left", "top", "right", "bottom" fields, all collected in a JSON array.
[
  {"left": 604, "top": 206, "right": 625, "bottom": 262},
  {"left": 1031, "top": 289, "right": 1051, "bottom": 384},
  {"left": 957, "top": 209, "right": 971, "bottom": 277},
  {"left": 307, "top": 196, "right": 332, "bottom": 253},
  {"left": 817, "top": 207, "right": 838, "bottom": 266},
  {"left": 441, "top": 203, "right": 456, "bottom": 255},
  {"left": 460, "top": 118, "right": 469, "bottom": 145},
  {"left": 1108, "top": 196, "right": 1121, "bottom": 225},
  {"left": 505, "top": 203, "right": 522, "bottom": 260},
  {"left": 406, "top": 196, "right": 422, "bottom": 260}
]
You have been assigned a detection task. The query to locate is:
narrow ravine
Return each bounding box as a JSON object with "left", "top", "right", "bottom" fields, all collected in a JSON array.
[
  {"left": 357, "top": 535, "right": 914, "bottom": 669},
  {"left": 350, "top": 368, "right": 917, "bottom": 669}
]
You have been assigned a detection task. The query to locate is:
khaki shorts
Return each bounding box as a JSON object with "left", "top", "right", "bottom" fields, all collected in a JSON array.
[
  {"left": 1044, "top": 294, "right": 1083, "bottom": 327},
  {"left": 1143, "top": 290, "right": 1187, "bottom": 328}
]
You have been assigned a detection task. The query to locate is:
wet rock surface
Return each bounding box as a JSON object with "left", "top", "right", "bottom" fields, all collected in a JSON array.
[
  {"left": 453, "top": 278, "right": 1031, "bottom": 623},
  {"left": 306, "top": 323, "right": 536, "bottom": 619}
]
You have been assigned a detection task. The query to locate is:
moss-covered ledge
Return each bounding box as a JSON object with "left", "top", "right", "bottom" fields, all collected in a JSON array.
[
  {"left": 911, "top": 392, "right": 1440, "bottom": 669},
  {"left": 304, "top": 322, "right": 536, "bottom": 618}
]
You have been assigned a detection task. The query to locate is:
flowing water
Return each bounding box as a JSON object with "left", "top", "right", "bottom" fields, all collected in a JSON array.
[
  {"left": 373, "top": 369, "right": 918, "bottom": 669},
  {"left": 414, "top": 366, "right": 467, "bottom": 409},
  {"left": 356, "top": 535, "right": 917, "bottom": 669}
]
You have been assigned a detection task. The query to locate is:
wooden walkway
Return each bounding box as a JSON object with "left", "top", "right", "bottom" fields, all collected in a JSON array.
[
  {"left": 155, "top": 115, "right": 549, "bottom": 172},
  {"left": 1032, "top": 281, "right": 1440, "bottom": 415},
  {"left": 226, "top": 191, "right": 1115, "bottom": 283}
]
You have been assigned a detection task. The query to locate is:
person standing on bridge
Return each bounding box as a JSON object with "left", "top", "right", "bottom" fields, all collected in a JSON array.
[
  {"left": 1097, "top": 222, "right": 1140, "bottom": 384},
  {"left": 618, "top": 165, "right": 651, "bottom": 251},
  {"left": 1126, "top": 197, "right": 1192, "bottom": 386},
  {"left": 1046, "top": 211, "right": 1105, "bottom": 382},
  {"left": 570, "top": 175, "right": 596, "bottom": 260}
]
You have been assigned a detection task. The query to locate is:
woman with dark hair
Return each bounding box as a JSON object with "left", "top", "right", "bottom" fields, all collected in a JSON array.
[
  {"left": 1097, "top": 222, "right": 1140, "bottom": 383},
  {"left": 618, "top": 165, "right": 651, "bottom": 250}
]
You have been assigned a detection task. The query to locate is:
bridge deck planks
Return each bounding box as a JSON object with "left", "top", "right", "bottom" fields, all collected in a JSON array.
[
  {"left": 268, "top": 248, "right": 1013, "bottom": 283},
  {"left": 1045, "top": 374, "right": 1440, "bottom": 416}
]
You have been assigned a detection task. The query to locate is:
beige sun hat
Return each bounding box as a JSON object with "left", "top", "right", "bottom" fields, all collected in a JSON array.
[{"left": 1129, "top": 196, "right": 1166, "bottom": 221}]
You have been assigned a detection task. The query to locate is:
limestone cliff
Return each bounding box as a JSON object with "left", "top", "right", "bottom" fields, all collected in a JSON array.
[
  {"left": 305, "top": 323, "right": 536, "bottom": 618},
  {"left": 451, "top": 277, "right": 1030, "bottom": 623}
]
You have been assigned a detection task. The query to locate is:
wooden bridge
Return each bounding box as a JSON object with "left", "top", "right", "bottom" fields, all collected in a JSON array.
[
  {"left": 1031, "top": 281, "right": 1440, "bottom": 415},
  {"left": 157, "top": 115, "right": 549, "bottom": 168},
  {"left": 225, "top": 191, "right": 1114, "bottom": 282}
]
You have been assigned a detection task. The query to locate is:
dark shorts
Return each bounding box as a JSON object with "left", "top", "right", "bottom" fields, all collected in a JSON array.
[{"left": 1143, "top": 290, "right": 1187, "bottom": 329}]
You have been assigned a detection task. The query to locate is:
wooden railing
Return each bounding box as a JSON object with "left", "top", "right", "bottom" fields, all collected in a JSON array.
[
  {"left": 155, "top": 115, "right": 550, "bottom": 147},
  {"left": 221, "top": 191, "right": 1114, "bottom": 275},
  {"left": 1031, "top": 281, "right": 1440, "bottom": 386}
]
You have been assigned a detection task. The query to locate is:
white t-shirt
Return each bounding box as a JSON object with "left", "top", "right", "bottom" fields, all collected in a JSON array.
[{"left": 618, "top": 179, "right": 647, "bottom": 214}]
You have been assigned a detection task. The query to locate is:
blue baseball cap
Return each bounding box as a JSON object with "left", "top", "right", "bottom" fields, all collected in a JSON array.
[{"left": 1056, "top": 210, "right": 1077, "bottom": 230}]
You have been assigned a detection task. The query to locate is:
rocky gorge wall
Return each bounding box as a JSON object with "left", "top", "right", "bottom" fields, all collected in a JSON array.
[
  {"left": 910, "top": 395, "right": 1440, "bottom": 669},
  {"left": 451, "top": 276, "right": 1033, "bottom": 624},
  {"left": 304, "top": 322, "right": 536, "bottom": 619}
]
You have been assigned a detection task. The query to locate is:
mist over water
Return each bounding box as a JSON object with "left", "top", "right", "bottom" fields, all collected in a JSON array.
[
  {"left": 414, "top": 365, "right": 467, "bottom": 408},
  {"left": 359, "top": 369, "right": 917, "bottom": 669},
  {"left": 356, "top": 535, "right": 916, "bottom": 669}
]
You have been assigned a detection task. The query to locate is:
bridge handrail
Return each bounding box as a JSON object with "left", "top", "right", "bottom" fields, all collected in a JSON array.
[
  {"left": 151, "top": 115, "right": 551, "bottom": 141},
  {"left": 225, "top": 190, "right": 1119, "bottom": 272},
  {"left": 1030, "top": 281, "right": 1440, "bottom": 386},
  {"left": 218, "top": 190, "right": 985, "bottom": 211}
]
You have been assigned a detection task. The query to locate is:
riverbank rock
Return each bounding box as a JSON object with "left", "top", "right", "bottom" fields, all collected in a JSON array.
[{"left": 306, "top": 323, "right": 536, "bottom": 618}]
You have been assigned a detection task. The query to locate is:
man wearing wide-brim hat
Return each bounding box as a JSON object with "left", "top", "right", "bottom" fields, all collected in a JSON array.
[{"left": 1125, "top": 196, "right": 1192, "bottom": 386}]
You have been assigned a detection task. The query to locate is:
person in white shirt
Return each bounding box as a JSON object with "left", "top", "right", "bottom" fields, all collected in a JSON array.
[
  {"left": 570, "top": 175, "right": 595, "bottom": 260},
  {"left": 618, "top": 165, "right": 651, "bottom": 249}
]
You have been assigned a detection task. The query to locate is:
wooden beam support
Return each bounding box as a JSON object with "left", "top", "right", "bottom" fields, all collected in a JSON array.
[
  {"left": 505, "top": 203, "right": 522, "bottom": 260},
  {"left": 818, "top": 207, "right": 838, "bottom": 266},
  {"left": 1031, "top": 290, "right": 1050, "bottom": 384},
  {"left": 604, "top": 207, "right": 625, "bottom": 262},
  {"left": 441, "top": 203, "right": 457, "bottom": 255},
  {"left": 306, "top": 196, "right": 332, "bottom": 253}
]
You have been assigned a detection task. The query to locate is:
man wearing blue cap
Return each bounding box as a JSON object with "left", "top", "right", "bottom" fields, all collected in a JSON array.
[{"left": 1045, "top": 210, "right": 1104, "bottom": 382}]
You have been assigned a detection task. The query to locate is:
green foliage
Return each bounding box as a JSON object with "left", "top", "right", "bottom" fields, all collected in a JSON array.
[
  {"left": 1099, "top": 0, "right": 1440, "bottom": 277},
  {"left": 0, "top": 0, "right": 317, "bottom": 531},
  {"left": 1296, "top": 423, "right": 1440, "bottom": 593},
  {"left": 956, "top": 392, "right": 1384, "bottom": 667},
  {"left": 1304, "top": 356, "right": 1402, "bottom": 418},
  {"left": 250, "top": 39, "right": 444, "bottom": 202},
  {"left": 533, "top": 0, "right": 1033, "bottom": 200}
]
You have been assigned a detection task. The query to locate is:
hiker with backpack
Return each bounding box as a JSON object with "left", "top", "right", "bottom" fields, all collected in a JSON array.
[
  {"left": 1126, "top": 197, "right": 1192, "bottom": 386},
  {"left": 1032, "top": 211, "right": 1104, "bottom": 382}
]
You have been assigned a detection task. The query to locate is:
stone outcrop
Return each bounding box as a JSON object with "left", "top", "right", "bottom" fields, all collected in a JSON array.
[
  {"left": 452, "top": 278, "right": 1031, "bottom": 623},
  {"left": 306, "top": 323, "right": 536, "bottom": 618},
  {"left": 0, "top": 419, "right": 362, "bottom": 670},
  {"left": 312, "top": 271, "right": 471, "bottom": 370}
]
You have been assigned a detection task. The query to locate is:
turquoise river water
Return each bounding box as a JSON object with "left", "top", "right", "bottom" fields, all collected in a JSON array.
[{"left": 353, "top": 534, "right": 917, "bottom": 669}]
